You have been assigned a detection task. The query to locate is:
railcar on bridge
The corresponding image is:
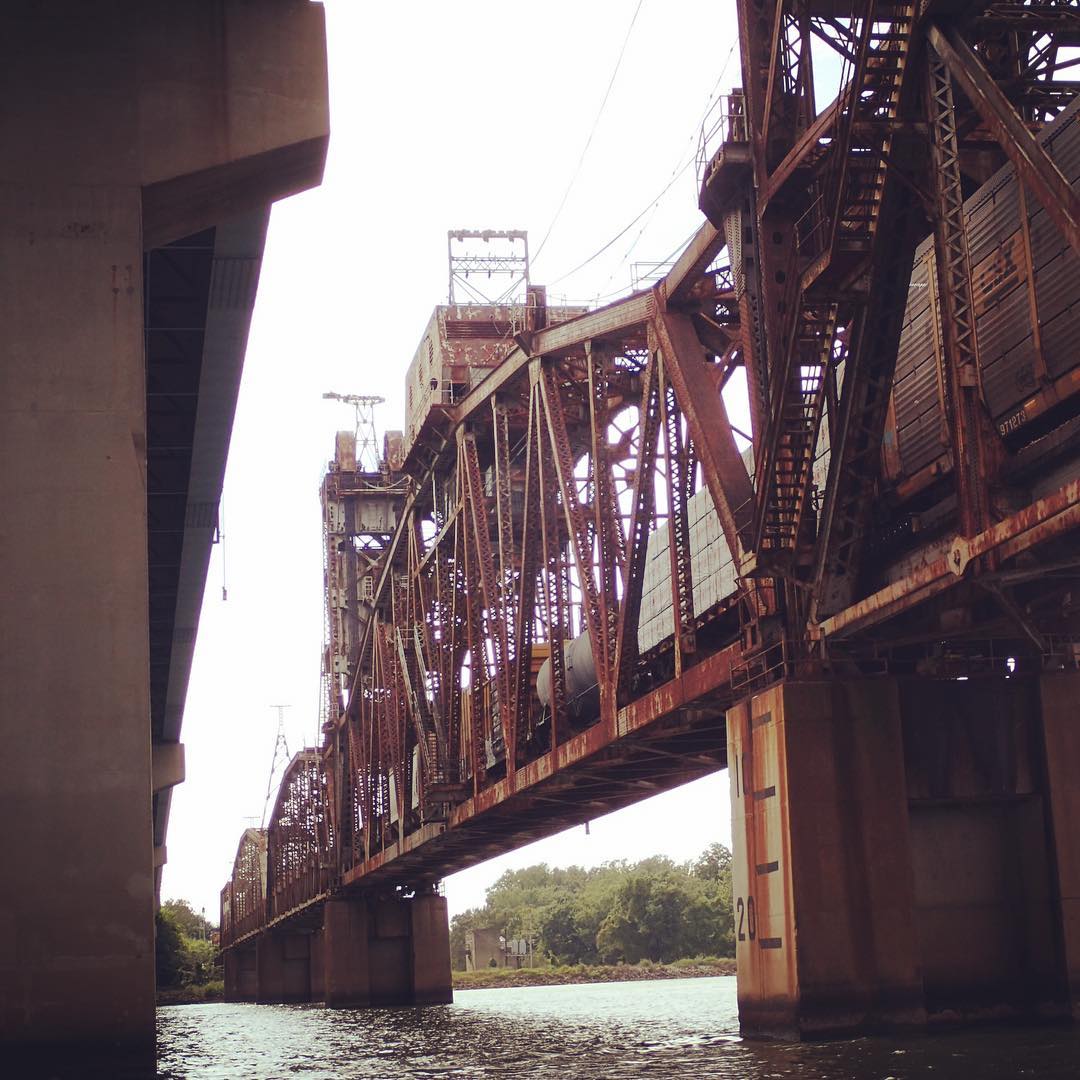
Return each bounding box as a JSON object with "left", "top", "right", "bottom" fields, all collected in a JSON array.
[{"left": 223, "top": 0, "right": 1080, "bottom": 1039}]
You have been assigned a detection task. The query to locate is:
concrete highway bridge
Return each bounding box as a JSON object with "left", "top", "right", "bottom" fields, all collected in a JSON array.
[
  {"left": 2, "top": 1, "right": 328, "bottom": 1062},
  {"left": 220, "top": 0, "right": 1080, "bottom": 1041}
]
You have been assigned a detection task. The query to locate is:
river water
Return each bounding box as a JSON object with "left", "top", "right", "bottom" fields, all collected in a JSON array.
[{"left": 152, "top": 976, "right": 1080, "bottom": 1079}]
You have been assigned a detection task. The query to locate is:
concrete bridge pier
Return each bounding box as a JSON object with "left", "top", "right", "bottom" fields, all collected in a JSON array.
[
  {"left": 728, "top": 672, "right": 1080, "bottom": 1039},
  {"left": 256, "top": 932, "right": 314, "bottom": 1005},
  {"left": 310, "top": 929, "right": 326, "bottom": 1004},
  {"left": 223, "top": 944, "right": 258, "bottom": 1003},
  {"left": 1041, "top": 673, "right": 1080, "bottom": 1021},
  {"left": 323, "top": 892, "right": 453, "bottom": 1008},
  {"left": 1, "top": 0, "right": 327, "bottom": 1060}
]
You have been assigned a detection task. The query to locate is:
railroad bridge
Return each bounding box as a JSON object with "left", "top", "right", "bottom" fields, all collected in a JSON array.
[{"left": 222, "top": 1, "right": 1080, "bottom": 1039}]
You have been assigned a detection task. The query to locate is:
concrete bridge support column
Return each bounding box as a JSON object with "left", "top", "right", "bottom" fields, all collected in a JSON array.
[
  {"left": 900, "top": 675, "right": 1064, "bottom": 1026},
  {"left": 323, "top": 897, "right": 373, "bottom": 1007},
  {"left": 309, "top": 929, "right": 326, "bottom": 1003},
  {"left": 410, "top": 892, "right": 455, "bottom": 1006},
  {"left": 1039, "top": 671, "right": 1080, "bottom": 1019},
  {"left": 223, "top": 944, "right": 258, "bottom": 1002},
  {"left": 0, "top": 1, "right": 327, "bottom": 1060},
  {"left": 323, "top": 892, "right": 452, "bottom": 1008},
  {"left": 727, "top": 679, "right": 924, "bottom": 1039},
  {"left": 256, "top": 932, "right": 313, "bottom": 1005},
  {"left": 729, "top": 674, "right": 1080, "bottom": 1039}
]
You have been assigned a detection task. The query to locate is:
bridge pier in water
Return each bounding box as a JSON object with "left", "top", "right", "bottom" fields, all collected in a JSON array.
[
  {"left": 256, "top": 932, "right": 314, "bottom": 1005},
  {"left": 0, "top": 2, "right": 327, "bottom": 1059},
  {"left": 729, "top": 672, "right": 1080, "bottom": 1039},
  {"left": 223, "top": 944, "right": 259, "bottom": 1003},
  {"left": 324, "top": 892, "right": 451, "bottom": 1008},
  {"left": 228, "top": 892, "right": 452, "bottom": 1009}
]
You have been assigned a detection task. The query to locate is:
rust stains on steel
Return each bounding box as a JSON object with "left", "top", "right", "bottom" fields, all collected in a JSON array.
[
  {"left": 336, "top": 645, "right": 736, "bottom": 891},
  {"left": 302, "top": 317, "right": 746, "bottom": 914},
  {"left": 927, "top": 23, "right": 1080, "bottom": 261},
  {"left": 220, "top": 3, "right": 1080, "bottom": 950},
  {"left": 651, "top": 307, "right": 755, "bottom": 560},
  {"left": 816, "top": 478, "right": 1080, "bottom": 641}
]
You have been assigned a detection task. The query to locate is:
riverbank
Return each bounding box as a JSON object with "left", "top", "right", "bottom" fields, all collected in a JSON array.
[
  {"left": 453, "top": 958, "right": 735, "bottom": 990},
  {"left": 157, "top": 961, "right": 737, "bottom": 1004},
  {"left": 157, "top": 980, "right": 224, "bottom": 1006}
]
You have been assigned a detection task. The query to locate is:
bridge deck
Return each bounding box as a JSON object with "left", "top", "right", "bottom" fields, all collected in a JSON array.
[{"left": 222, "top": 6, "right": 1080, "bottom": 959}]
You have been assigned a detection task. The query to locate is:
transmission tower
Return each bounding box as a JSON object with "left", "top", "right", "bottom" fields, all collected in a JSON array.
[
  {"left": 447, "top": 229, "right": 529, "bottom": 305},
  {"left": 322, "top": 391, "right": 385, "bottom": 471},
  {"left": 261, "top": 704, "right": 292, "bottom": 828}
]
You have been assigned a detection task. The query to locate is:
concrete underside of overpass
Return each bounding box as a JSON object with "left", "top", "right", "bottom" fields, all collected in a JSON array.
[{"left": 0, "top": 2, "right": 328, "bottom": 1058}]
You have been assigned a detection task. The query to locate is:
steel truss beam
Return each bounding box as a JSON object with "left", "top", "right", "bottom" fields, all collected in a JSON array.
[
  {"left": 222, "top": 4, "right": 1080, "bottom": 944},
  {"left": 925, "top": 41, "right": 992, "bottom": 538},
  {"left": 927, "top": 22, "right": 1080, "bottom": 259}
]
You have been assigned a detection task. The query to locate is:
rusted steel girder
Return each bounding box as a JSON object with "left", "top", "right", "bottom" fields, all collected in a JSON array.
[
  {"left": 927, "top": 23, "right": 1080, "bottom": 260},
  {"left": 614, "top": 357, "right": 662, "bottom": 702},
  {"left": 650, "top": 308, "right": 754, "bottom": 561},
  {"left": 220, "top": 828, "right": 267, "bottom": 947},
  {"left": 586, "top": 343, "right": 622, "bottom": 695},
  {"left": 222, "top": 4, "right": 1080, "bottom": 944},
  {"left": 265, "top": 751, "right": 330, "bottom": 922},
  {"left": 337, "top": 641, "right": 738, "bottom": 892},
  {"left": 659, "top": 352, "right": 698, "bottom": 672},
  {"left": 294, "top": 315, "right": 756, "bottom": 894},
  {"left": 925, "top": 42, "right": 993, "bottom": 538},
  {"left": 538, "top": 363, "right": 612, "bottom": 711},
  {"left": 460, "top": 430, "right": 511, "bottom": 735},
  {"left": 727, "top": 0, "right": 925, "bottom": 578},
  {"left": 815, "top": 477, "right": 1080, "bottom": 640},
  {"left": 663, "top": 221, "right": 726, "bottom": 307}
]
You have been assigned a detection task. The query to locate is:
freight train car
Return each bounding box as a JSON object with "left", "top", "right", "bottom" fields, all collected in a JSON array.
[
  {"left": 638, "top": 93, "right": 1080, "bottom": 653},
  {"left": 886, "top": 94, "right": 1080, "bottom": 490}
]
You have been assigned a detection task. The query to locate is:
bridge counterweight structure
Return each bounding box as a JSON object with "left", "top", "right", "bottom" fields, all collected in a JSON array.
[{"left": 223, "top": 1, "right": 1080, "bottom": 1038}]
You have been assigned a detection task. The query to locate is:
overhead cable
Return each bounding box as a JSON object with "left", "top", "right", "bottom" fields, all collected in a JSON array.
[
  {"left": 546, "top": 38, "right": 740, "bottom": 293},
  {"left": 531, "top": 0, "right": 647, "bottom": 265}
]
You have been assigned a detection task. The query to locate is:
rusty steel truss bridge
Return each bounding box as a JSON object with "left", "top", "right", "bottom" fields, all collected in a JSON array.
[{"left": 221, "top": 0, "right": 1080, "bottom": 1036}]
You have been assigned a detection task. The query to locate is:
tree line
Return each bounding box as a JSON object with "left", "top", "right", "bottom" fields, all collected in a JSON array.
[
  {"left": 450, "top": 842, "right": 734, "bottom": 969},
  {"left": 156, "top": 898, "right": 218, "bottom": 990}
]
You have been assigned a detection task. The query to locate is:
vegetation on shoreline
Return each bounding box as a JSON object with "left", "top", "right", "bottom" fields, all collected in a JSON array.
[
  {"left": 156, "top": 899, "right": 219, "bottom": 1004},
  {"left": 158, "top": 843, "right": 736, "bottom": 1004},
  {"left": 157, "top": 980, "right": 225, "bottom": 1006},
  {"left": 453, "top": 957, "right": 735, "bottom": 991},
  {"left": 451, "top": 843, "right": 735, "bottom": 969}
]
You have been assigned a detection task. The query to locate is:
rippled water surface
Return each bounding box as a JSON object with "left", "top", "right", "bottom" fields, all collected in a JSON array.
[{"left": 154, "top": 977, "right": 1080, "bottom": 1079}]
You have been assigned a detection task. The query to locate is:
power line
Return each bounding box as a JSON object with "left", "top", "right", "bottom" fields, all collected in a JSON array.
[
  {"left": 532, "top": 0, "right": 647, "bottom": 266},
  {"left": 568, "top": 223, "right": 700, "bottom": 307},
  {"left": 599, "top": 41, "right": 739, "bottom": 288},
  {"left": 544, "top": 38, "right": 740, "bottom": 295},
  {"left": 545, "top": 157, "right": 696, "bottom": 287}
]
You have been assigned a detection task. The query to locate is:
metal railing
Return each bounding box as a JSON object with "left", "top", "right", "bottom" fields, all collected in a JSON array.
[{"left": 696, "top": 89, "right": 748, "bottom": 188}]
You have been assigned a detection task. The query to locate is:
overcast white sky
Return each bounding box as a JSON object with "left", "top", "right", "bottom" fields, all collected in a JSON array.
[{"left": 163, "top": 0, "right": 741, "bottom": 924}]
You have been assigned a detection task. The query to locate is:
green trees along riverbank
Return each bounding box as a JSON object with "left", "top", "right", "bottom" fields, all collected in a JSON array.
[
  {"left": 156, "top": 899, "right": 222, "bottom": 1004},
  {"left": 157, "top": 843, "right": 736, "bottom": 1003},
  {"left": 450, "top": 843, "right": 735, "bottom": 970}
]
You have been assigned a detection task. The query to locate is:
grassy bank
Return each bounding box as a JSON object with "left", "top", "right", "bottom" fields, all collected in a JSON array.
[
  {"left": 453, "top": 957, "right": 735, "bottom": 990},
  {"left": 157, "top": 980, "right": 225, "bottom": 1006},
  {"left": 157, "top": 960, "right": 736, "bottom": 1003}
]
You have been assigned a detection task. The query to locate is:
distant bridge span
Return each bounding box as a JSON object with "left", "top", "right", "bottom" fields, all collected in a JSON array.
[{"left": 223, "top": 1, "right": 1080, "bottom": 1039}]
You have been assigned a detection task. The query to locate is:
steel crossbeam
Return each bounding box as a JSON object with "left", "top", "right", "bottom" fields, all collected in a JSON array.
[{"left": 222, "top": 3, "right": 1080, "bottom": 946}]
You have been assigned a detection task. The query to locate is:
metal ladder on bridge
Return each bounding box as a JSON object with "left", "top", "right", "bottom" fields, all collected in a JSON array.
[{"left": 755, "top": 1, "right": 915, "bottom": 560}]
